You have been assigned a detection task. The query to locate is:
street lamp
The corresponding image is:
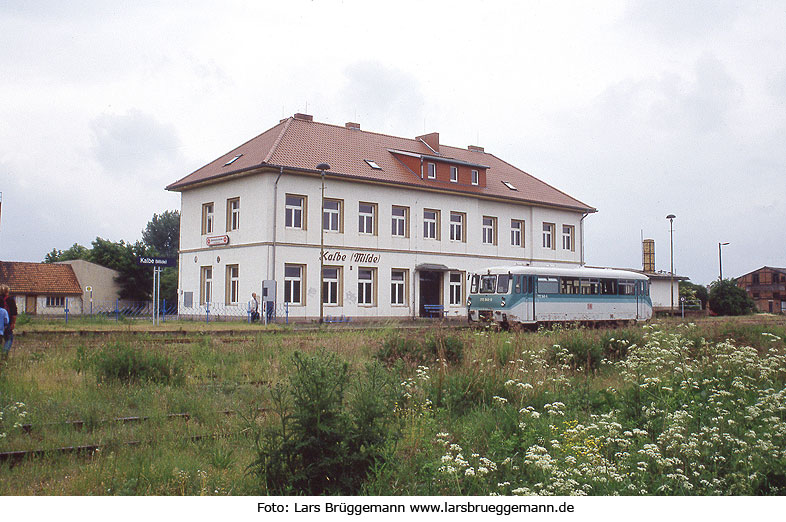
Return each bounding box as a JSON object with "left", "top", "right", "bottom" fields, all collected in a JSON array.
[
  {"left": 316, "top": 162, "right": 331, "bottom": 325},
  {"left": 666, "top": 214, "right": 676, "bottom": 315},
  {"left": 718, "top": 242, "right": 729, "bottom": 280}
]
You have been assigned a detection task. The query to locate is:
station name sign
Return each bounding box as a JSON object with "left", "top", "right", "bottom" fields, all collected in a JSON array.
[
  {"left": 320, "top": 250, "right": 381, "bottom": 264},
  {"left": 138, "top": 257, "right": 177, "bottom": 267}
]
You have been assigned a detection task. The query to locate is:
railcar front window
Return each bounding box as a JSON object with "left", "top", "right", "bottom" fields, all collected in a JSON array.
[
  {"left": 480, "top": 275, "right": 497, "bottom": 293},
  {"left": 497, "top": 274, "right": 511, "bottom": 294}
]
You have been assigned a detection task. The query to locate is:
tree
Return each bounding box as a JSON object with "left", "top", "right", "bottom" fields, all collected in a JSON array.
[
  {"left": 680, "top": 281, "right": 709, "bottom": 309},
  {"left": 43, "top": 243, "right": 90, "bottom": 263},
  {"left": 708, "top": 279, "right": 757, "bottom": 316},
  {"left": 141, "top": 210, "right": 180, "bottom": 306},
  {"left": 90, "top": 237, "right": 154, "bottom": 301},
  {"left": 142, "top": 210, "right": 180, "bottom": 258}
]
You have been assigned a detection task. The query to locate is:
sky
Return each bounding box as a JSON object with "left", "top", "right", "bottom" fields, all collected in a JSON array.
[{"left": 1, "top": 0, "right": 785, "bottom": 286}]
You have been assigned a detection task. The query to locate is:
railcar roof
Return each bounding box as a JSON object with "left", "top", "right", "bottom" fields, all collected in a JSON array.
[{"left": 478, "top": 266, "right": 650, "bottom": 280}]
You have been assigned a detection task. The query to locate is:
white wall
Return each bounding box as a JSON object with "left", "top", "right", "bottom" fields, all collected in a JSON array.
[{"left": 176, "top": 170, "right": 587, "bottom": 320}]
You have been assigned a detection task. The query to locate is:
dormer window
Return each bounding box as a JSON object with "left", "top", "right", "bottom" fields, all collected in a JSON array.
[
  {"left": 365, "top": 159, "right": 382, "bottom": 170},
  {"left": 224, "top": 154, "right": 242, "bottom": 166},
  {"left": 450, "top": 166, "right": 458, "bottom": 183},
  {"left": 427, "top": 162, "right": 436, "bottom": 179},
  {"left": 471, "top": 169, "right": 479, "bottom": 186}
]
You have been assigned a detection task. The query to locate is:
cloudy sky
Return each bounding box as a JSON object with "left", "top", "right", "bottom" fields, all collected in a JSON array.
[{"left": 1, "top": 0, "right": 784, "bottom": 285}]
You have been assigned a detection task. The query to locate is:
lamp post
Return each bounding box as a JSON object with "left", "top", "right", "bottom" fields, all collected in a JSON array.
[
  {"left": 718, "top": 242, "right": 729, "bottom": 280},
  {"left": 316, "top": 162, "right": 331, "bottom": 325},
  {"left": 666, "top": 214, "right": 676, "bottom": 315}
]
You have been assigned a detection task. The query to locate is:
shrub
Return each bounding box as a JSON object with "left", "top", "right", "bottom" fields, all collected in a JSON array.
[
  {"left": 90, "top": 342, "right": 184, "bottom": 385},
  {"left": 251, "top": 350, "right": 398, "bottom": 495},
  {"left": 376, "top": 330, "right": 463, "bottom": 366},
  {"left": 709, "top": 279, "right": 757, "bottom": 316}
]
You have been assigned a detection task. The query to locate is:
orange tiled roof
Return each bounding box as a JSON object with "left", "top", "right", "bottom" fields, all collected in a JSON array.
[
  {"left": 0, "top": 261, "right": 83, "bottom": 296},
  {"left": 166, "top": 116, "right": 595, "bottom": 213}
]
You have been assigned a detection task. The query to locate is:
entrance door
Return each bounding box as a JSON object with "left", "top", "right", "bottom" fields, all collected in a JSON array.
[
  {"left": 26, "top": 295, "right": 37, "bottom": 315},
  {"left": 419, "top": 271, "right": 442, "bottom": 317}
]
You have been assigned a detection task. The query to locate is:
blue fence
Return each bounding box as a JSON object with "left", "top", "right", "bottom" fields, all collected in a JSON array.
[{"left": 52, "top": 298, "right": 294, "bottom": 325}]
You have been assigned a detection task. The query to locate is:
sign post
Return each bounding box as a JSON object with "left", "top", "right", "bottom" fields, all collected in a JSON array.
[{"left": 138, "top": 257, "right": 177, "bottom": 326}]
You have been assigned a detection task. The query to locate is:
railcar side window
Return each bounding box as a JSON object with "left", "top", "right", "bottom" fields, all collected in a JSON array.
[
  {"left": 600, "top": 279, "right": 618, "bottom": 295},
  {"left": 480, "top": 275, "right": 497, "bottom": 293},
  {"left": 619, "top": 280, "right": 635, "bottom": 295},
  {"left": 470, "top": 275, "right": 480, "bottom": 294},
  {"left": 560, "top": 277, "right": 581, "bottom": 294},
  {"left": 497, "top": 274, "right": 511, "bottom": 294},
  {"left": 537, "top": 276, "right": 559, "bottom": 294},
  {"left": 581, "top": 279, "right": 600, "bottom": 295},
  {"left": 514, "top": 276, "right": 522, "bottom": 294}
]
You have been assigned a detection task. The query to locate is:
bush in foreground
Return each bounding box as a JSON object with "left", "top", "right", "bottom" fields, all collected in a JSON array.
[{"left": 251, "top": 350, "right": 398, "bottom": 495}]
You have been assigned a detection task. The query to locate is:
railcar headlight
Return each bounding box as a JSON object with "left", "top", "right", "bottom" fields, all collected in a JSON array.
[
  {"left": 466, "top": 297, "right": 472, "bottom": 307},
  {"left": 500, "top": 297, "right": 506, "bottom": 307}
]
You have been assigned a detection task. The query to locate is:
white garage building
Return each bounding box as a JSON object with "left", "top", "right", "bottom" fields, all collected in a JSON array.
[{"left": 166, "top": 114, "right": 596, "bottom": 321}]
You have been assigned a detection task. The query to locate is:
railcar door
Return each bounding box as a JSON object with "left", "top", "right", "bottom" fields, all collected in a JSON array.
[
  {"left": 636, "top": 281, "right": 644, "bottom": 320},
  {"left": 515, "top": 275, "right": 535, "bottom": 323}
]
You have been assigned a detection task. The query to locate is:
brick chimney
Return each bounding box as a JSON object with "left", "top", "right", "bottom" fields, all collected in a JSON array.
[
  {"left": 416, "top": 132, "right": 440, "bottom": 153},
  {"left": 293, "top": 113, "right": 313, "bottom": 122},
  {"left": 345, "top": 122, "right": 360, "bottom": 130},
  {"left": 468, "top": 145, "right": 484, "bottom": 153}
]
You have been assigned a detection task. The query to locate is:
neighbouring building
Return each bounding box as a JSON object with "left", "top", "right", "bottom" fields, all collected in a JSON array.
[
  {"left": 166, "top": 114, "right": 596, "bottom": 321},
  {"left": 736, "top": 266, "right": 786, "bottom": 314},
  {"left": 0, "top": 261, "right": 83, "bottom": 314},
  {"left": 0, "top": 260, "right": 124, "bottom": 315},
  {"left": 56, "top": 259, "right": 124, "bottom": 312}
]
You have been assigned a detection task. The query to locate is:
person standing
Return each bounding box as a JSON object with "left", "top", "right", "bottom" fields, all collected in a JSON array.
[
  {"left": 250, "top": 292, "right": 260, "bottom": 322},
  {"left": 0, "top": 285, "right": 18, "bottom": 359}
]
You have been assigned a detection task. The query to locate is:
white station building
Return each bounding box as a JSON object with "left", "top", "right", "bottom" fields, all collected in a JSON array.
[{"left": 166, "top": 114, "right": 596, "bottom": 321}]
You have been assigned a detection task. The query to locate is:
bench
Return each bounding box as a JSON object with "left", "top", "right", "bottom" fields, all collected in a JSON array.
[{"left": 423, "top": 304, "right": 446, "bottom": 318}]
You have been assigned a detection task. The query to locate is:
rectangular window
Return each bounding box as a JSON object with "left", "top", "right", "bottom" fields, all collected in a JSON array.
[
  {"left": 46, "top": 296, "right": 65, "bottom": 307},
  {"left": 450, "top": 212, "right": 465, "bottom": 242},
  {"left": 391, "top": 269, "right": 407, "bottom": 306},
  {"left": 391, "top": 205, "right": 408, "bottom": 237},
  {"left": 227, "top": 198, "right": 240, "bottom": 231},
  {"left": 449, "top": 272, "right": 463, "bottom": 305},
  {"left": 202, "top": 203, "right": 214, "bottom": 235},
  {"left": 427, "top": 162, "right": 436, "bottom": 179},
  {"left": 471, "top": 169, "right": 479, "bottom": 186},
  {"left": 284, "top": 264, "right": 304, "bottom": 305},
  {"left": 537, "top": 276, "right": 559, "bottom": 294},
  {"left": 543, "top": 223, "right": 555, "bottom": 249},
  {"left": 482, "top": 216, "right": 496, "bottom": 245},
  {"left": 511, "top": 219, "right": 524, "bottom": 247},
  {"left": 423, "top": 209, "right": 440, "bottom": 240},
  {"left": 358, "top": 268, "right": 376, "bottom": 306},
  {"left": 285, "top": 195, "right": 306, "bottom": 229},
  {"left": 226, "top": 264, "right": 239, "bottom": 305},
  {"left": 322, "top": 266, "right": 341, "bottom": 306},
  {"left": 323, "top": 198, "right": 342, "bottom": 232},
  {"left": 562, "top": 225, "right": 575, "bottom": 251},
  {"left": 200, "top": 266, "right": 213, "bottom": 304},
  {"left": 450, "top": 166, "right": 458, "bottom": 183},
  {"left": 358, "top": 202, "right": 377, "bottom": 235}
]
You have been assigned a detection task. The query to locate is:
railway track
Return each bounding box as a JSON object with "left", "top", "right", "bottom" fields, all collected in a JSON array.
[{"left": 1, "top": 407, "right": 267, "bottom": 467}]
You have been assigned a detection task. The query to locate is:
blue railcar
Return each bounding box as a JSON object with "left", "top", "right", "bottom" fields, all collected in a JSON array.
[{"left": 467, "top": 266, "right": 652, "bottom": 327}]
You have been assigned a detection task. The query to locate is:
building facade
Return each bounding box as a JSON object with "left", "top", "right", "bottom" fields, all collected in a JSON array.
[
  {"left": 736, "top": 266, "right": 786, "bottom": 314},
  {"left": 0, "top": 261, "right": 83, "bottom": 315},
  {"left": 167, "top": 114, "right": 596, "bottom": 321}
]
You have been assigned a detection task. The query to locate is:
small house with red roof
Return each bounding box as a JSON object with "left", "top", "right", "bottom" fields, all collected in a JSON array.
[
  {"left": 0, "top": 261, "right": 84, "bottom": 315},
  {"left": 166, "top": 114, "right": 596, "bottom": 320}
]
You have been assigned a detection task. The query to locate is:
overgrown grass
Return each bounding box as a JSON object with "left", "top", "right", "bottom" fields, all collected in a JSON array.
[{"left": 1, "top": 317, "right": 784, "bottom": 495}]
